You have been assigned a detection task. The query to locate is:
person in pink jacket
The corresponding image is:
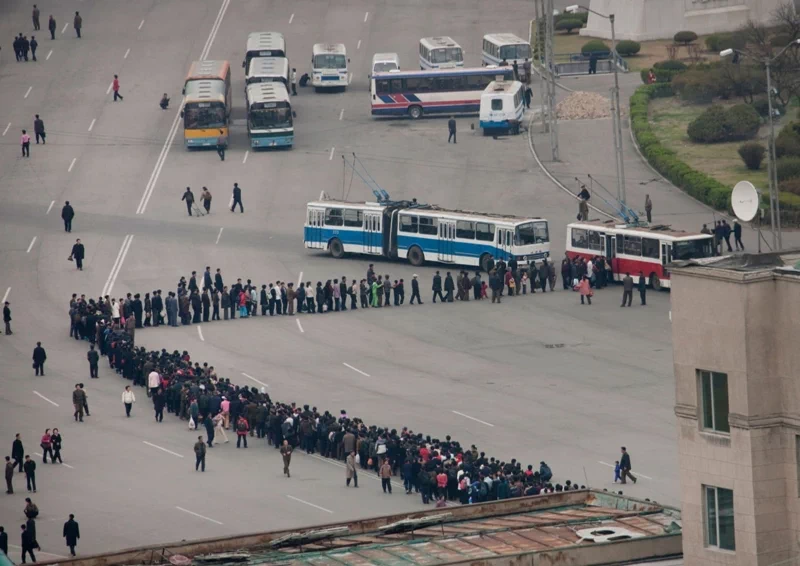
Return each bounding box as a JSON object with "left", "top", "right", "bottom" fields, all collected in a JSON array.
[
  {"left": 578, "top": 275, "right": 592, "bottom": 305},
  {"left": 21, "top": 130, "right": 31, "bottom": 157}
]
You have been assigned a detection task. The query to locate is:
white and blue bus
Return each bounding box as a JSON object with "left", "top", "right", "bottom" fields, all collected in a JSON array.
[
  {"left": 243, "top": 32, "right": 287, "bottom": 74},
  {"left": 371, "top": 66, "right": 515, "bottom": 119},
  {"left": 481, "top": 34, "right": 532, "bottom": 67},
  {"left": 311, "top": 43, "right": 349, "bottom": 90},
  {"left": 305, "top": 199, "right": 549, "bottom": 271},
  {"left": 419, "top": 37, "right": 464, "bottom": 70},
  {"left": 480, "top": 80, "right": 525, "bottom": 134},
  {"left": 246, "top": 82, "right": 294, "bottom": 149}
]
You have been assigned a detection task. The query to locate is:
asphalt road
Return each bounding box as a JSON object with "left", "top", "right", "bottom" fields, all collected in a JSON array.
[{"left": 1, "top": 0, "right": 679, "bottom": 558}]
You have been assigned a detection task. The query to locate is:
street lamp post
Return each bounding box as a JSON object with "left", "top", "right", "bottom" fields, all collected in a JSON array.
[
  {"left": 721, "top": 40, "right": 800, "bottom": 251},
  {"left": 567, "top": 5, "right": 626, "bottom": 207}
]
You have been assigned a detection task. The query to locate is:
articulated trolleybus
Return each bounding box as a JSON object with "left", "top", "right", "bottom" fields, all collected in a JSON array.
[
  {"left": 305, "top": 196, "right": 550, "bottom": 271},
  {"left": 565, "top": 220, "right": 714, "bottom": 289}
]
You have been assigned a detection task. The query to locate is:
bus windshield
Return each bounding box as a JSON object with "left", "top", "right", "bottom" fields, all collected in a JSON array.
[
  {"left": 373, "top": 62, "right": 398, "bottom": 72},
  {"left": 431, "top": 48, "right": 463, "bottom": 63},
  {"left": 500, "top": 44, "right": 532, "bottom": 60},
  {"left": 672, "top": 239, "right": 712, "bottom": 260},
  {"left": 184, "top": 104, "right": 226, "bottom": 129},
  {"left": 515, "top": 221, "right": 549, "bottom": 245},
  {"left": 249, "top": 107, "right": 292, "bottom": 130},
  {"left": 314, "top": 54, "right": 346, "bottom": 69}
]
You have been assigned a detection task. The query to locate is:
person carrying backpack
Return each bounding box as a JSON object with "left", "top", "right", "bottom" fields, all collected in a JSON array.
[{"left": 235, "top": 416, "right": 249, "bottom": 449}]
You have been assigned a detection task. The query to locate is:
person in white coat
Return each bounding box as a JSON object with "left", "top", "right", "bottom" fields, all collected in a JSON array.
[
  {"left": 111, "top": 299, "right": 121, "bottom": 325},
  {"left": 213, "top": 412, "right": 229, "bottom": 443},
  {"left": 147, "top": 370, "right": 160, "bottom": 398},
  {"left": 121, "top": 386, "right": 135, "bottom": 417}
]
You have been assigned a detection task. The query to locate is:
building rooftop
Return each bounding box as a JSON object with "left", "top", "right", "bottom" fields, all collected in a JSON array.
[{"left": 671, "top": 249, "right": 800, "bottom": 277}]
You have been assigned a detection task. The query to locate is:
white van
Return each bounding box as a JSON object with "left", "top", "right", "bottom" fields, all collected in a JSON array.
[
  {"left": 371, "top": 53, "right": 400, "bottom": 76},
  {"left": 311, "top": 43, "right": 349, "bottom": 90},
  {"left": 479, "top": 80, "right": 525, "bottom": 135}
]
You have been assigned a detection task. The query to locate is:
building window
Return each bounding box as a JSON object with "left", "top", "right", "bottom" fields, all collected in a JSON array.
[
  {"left": 705, "top": 486, "right": 735, "bottom": 551},
  {"left": 699, "top": 370, "right": 729, "bottom": 433}
]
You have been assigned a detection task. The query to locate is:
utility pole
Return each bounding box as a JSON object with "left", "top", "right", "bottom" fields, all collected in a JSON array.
[
  {"left": 544, "top": 0, "right": 559, "bottom": 160},
  {"left": 533, "top": 0, "right": 547, "bottom": 133},
  {"left": 765, "top": 60, "right": 782, "bottom": 250},
  {"left": 609, "top": 14, "right": 626, "bottom": 207}
]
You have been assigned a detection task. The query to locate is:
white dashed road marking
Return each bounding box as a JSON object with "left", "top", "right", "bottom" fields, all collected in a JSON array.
[
  {"left": 296, "top": 319, "right": 304, "bottom": 333},
  {"left": 26, "top": 237, "right": 37, "bottom": 253},
  {"left": 33, "top": 391, "right": 59, "bottom": 407},
  {"left": 143, "top": 441, "right": 184, "bottom": 458},
  {"left": 24, "top": 87, "right": 32, "bottom": 99},
  {"left": 329, "top": 147, "right": 335, "bottom": 160},
  {"left": 46, "top": 200, "right": 54, "bottom": 214},
  {"left": 452, "top": 410, "right": 494, "bottom": 427},
  {"left": 68, "top": 157, "right": 76, "bottom": 172},
  {"left": 46, "top": 49, "right": 52, "bottom": 60},
  {"left": 88, "top": 118, "right": 95, "bottom": 132},
  {"left": 176, "top": 507, "right": 223, "bottom": 525},
  {"left": 343, "top": 363, "right": 370, "bottom": 377},
  {"left": 287, "top": 495, "right": 333, "bottom": 513},
  {"left": 242, "top": 373, "right": 268, "bottom": 388},
  {"left": 215, "top": 227, "right": 223, "bottom": 244}
]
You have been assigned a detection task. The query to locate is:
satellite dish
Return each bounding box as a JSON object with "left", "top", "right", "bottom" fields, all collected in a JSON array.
[{"left": 731, "top": 181, "right": 759, "bottom": 222}]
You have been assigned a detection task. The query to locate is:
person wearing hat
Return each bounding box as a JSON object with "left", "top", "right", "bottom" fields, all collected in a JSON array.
[
  {"left": 3, "top": 301, "right": 11, "bottom": 334},
  {"left": 410, "top": 275, "right": 422, "bottom": 304}
]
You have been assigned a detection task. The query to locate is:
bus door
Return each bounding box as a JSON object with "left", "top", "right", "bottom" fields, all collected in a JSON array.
[
  {"left": 438, "top": 220, "right": 456, "bottom": 262},
  {"left": 497, "top": 227, "right": 512, "bottom": 260},
  {"left": 605, "top": 233, "right": 616, "bottom": 280},
  {"left": 661, "top": 241, "right": 672, "bottom": 273},
  {"left": 307, "top": 209, "right": 325, "bottom": 249},
  {"left": 363, "top": 212, "right": 382, "bottom": 254}
]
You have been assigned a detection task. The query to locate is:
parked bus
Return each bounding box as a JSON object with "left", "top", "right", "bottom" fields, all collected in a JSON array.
[
  {"left": 245, "top": 56, "right": 290, "bottom": 88},
  {"left": 311, "top": 43, "right": 349, "bottom": 90},
  {"left": 305, "top": 199, "right": 549, "bottom": 271},
  {"left": 242, "top": 32, "right": 287, "bottom": 74},
  {"left": 480, "top": 80, "right": 524, "bottom": 135},
  {"left": 481, "top": 33, "right": 532, "bottom": 68},
  {"left": 419, "top": 37, "right": 464, "bottom": 70},
  {"left": 246, "top": 82, "right": 294, "bottom": 149},
  {"left": 371, "top": 53, "right": 400, "bottom": 76},
  {"left": 182, "top": 60, "right": 232, "bottom": 148},
  {"left": 565, "top": 220, "right": 714, "bottom": 289},
  {"left": 371, "top": 66, "right": 514, "bottom": 119}
]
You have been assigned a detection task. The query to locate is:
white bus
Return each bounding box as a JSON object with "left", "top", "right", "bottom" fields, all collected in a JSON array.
[
  {"left": 246, "top": 82, "right": 294, "bottom": 149},
  {"left": 311, "top": 43, "right": 349, "bottom": 90},
  {"left": 419, "top": 37, "right": 464, "bottom": 70},
  {"left": 245, "top": 57, "right": 290, "bottom": 89},
  {"left": 371, "top": 53, "right": 400, "bottom": 76},
  {"left": 242, "top": 32, "right": 287, "bottom": 74},
  {"left": 480, "top": 80, "right": 525, "bottom": 135},
  {"left": 482, "top": 33, "right": 532, "bottom": 68}
]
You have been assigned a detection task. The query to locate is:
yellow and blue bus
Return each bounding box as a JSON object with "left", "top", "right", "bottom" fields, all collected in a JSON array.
[{"left": 182, "top": 60, "right": 232, "bottom": 148}]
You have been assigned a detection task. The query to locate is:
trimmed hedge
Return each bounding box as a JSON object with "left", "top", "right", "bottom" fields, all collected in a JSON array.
[
  {"left": 738, "top": 142, "right": 766, "bottom": 170},
  {"left": 581, "top": 40, "right": 609, "bottom": 54},
  {"left": 777, "top": 156, "right": 800, "bottom": 182},
  {"left": 654, "top": 60, "right": 688, "bottom": 71},
  {"left": 704, "top": 32, "right": 746, "bottom": 53},
  {"left": 674, "top": 31, "right": 698, "bottom": 45},
  {"left": 616, "top": 40, "right": 641, "bottom": 56},
  {"left": 556, "top": 18, "right": 583, "bottom": 33}
]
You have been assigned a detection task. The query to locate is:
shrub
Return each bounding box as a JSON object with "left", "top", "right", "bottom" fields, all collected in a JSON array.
[
  {"left": 777, "top": 156, "right": 800, "bottom": 182},
  {"left": 725, "top": 104, "right": 761, "bottom": 140},
  {"left": 556, "top": 18, "right": 583, "bottom": 33},
  {"left": 776, "top": 121, "right": 800, "bottom": 158},
  {"left": 750, "top": 97, "right": 785, "bottom": 118},
  {"left": 688, "top": 106, "right": 729, "bottom": 142},
  {"left": 705, "top": 32, "right": 747, "bottom": 52},
  {"left": 779, "top": 178, "right": 800, "bottom": 196},
  {"left": 640, "top": 67, "right": 686, "bottom": 84},
  {"left": 673, "top": 73, "right": 718, "bottom": 103},
  {"left": 654, "top": 60, "right": 688, "bottom": 71},
  {"left": 581, "top": 40, "right": 609, "bottom": 54},
  {"left": 616, "top": 40, "right": 641, "bottom": 56},
  {"left": 738, "top": 142, "right": 766, "bottom": 170},
  {"left": 674, "top": 31, "right": 698, "bottom": 45}
]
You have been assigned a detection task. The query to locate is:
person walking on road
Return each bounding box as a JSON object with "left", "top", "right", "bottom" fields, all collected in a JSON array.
[
  {"left": 32, "top": 5, "right": 41, "bottom": 30},
  {"left": 201, "top": 187, "right": 212, "bottom": 214},
  {"left": 380, "top": 459, "right": 392, "bottom": 493},
  {"left": 73, "top": 11, "right": 82, "bottom": 38},
  {"left": 194, "top": 436, "right": 206, "bottom": 472},
  {"left": 48, "top": 15, "right": 56, "bottom": 40},
  {"left": 181, "top": 187, "right": 195, "bottom": 217},
  {"left": 619, "top": 447, "right": 637, "bottom": 484},
  {"left": 291, "top": 68, "right": 297, "bottom": 95},
  {"left": 20, "top": 523, "right": 36, "bottom": 564},
  {"left": 73, "top": 384, "right": 85, "bottom": 422},
  {"left": 620, "top": 273, "right": 633, "bottom": 307},
  {"left": 346, "top": 451, "right": 358, "bottom": 487},
  {"left": 578, "top": 275, "right": 592, "bottom": 305},
  {"left": 5, "top": 456, "right": 14, "bottom": 494},
  {"left": 33, "top": 116, "right": 45, "bottom": 144},
  {"left": 50, "top": 429, "right": 62, "bottom": 464},
  {"left": 69, "top": 239, "right": 84, "bottom": 270},
  {"left": 230, "top": 183, "right": 243, "bottom": 213},
  {"left": 235, "top": 415, "right": 249, "bottom": 448},
  {"left": 32, "top": 342, "right": 46, "bottom": 376},
  {"left": 79, "top": 384, "right": 90, "bottom": 417},
  {"left": 3, "top": 301, "right": 12, "bottom": 335},
  {"left": 644, "top": 194, "right": 652, "bottom": 223},
  {"left": 63, "top": 514, "right": 79, "bottom": 556},
  {"left": 39, "top": 430, "right": 53, "bottom": 464},
  {"left": 112, "top": 74, "right": 123, "bottom": 101},
  {"left": 23, "top": 457, "right": 36, "bottom": 492},
  {"left": 215, "top": 130, "right": 226, "bottom": 161},
  {"left": 30, "top": 36, "right": 38, "bottom": 61},
  {"left": 447, "top": 117, "right": 456, "bottom": 144},
  {"left": 21, "top": 130, "right": 31, "bottom": 157},
  {"left": 121, "top": 386, "right": 135, "bottom": 417},
  {"left": 12, "top": 435, "right": 24, "bottom": 472},
  {"left": 87, "top": 345, "right": 99, "bottom": 378},
  {"left": 637, "top": 271, "right": 647, "bottom": 306},
  {"left": 432, "top": 271, "right": 444, "bottom": 303},
  {"left": 409, "top": 274, "right": 422, "bottom": 304},
  {"left": 61, "top": 201, "right": 74, "bottom": 232},
  {"left": 280, "top": 439, "right": 292, "bottom": 477}
]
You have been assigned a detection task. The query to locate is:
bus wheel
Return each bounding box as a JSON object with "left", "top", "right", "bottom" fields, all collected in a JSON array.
[
  {"left": 408, "top": 105, "right": 423, "bottom": 119},
  {"left": 649, "top": 273, "right": 661, "bottom": 291},
  {"left": 329, "top": 238, "right": 345, "bottom": 259},
  {"left": 407, "top": 246, "right": 425, "bottom": 267},
  {"left": 480, "top": 253, "right": 493, "bottom": 273}
]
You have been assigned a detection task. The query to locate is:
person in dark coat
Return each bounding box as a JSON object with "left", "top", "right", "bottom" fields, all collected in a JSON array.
[
  {"left": 151, "top": 290, "right": 163, "bottom": 327},
  {"left": 4, "top": 301, "right": 12, "bottom": 335},
  {"left": 409, "top": 274, "right": 422, "bottom": 304},
  {"left": 32, "top": 342, "right": 46, "bottom": 376},
  {"left": 87, "top": 344, "right": 99, "bottom": 378},
  {"left": 0, "top": 525, "right": 7, "bottom": 555},
  {"left": 63, "top": 514, "right": 79, "bottom": 556},
  {"left": 214, "top": 269, "right": 224, "bottom": 294},
  {"left": 538, "top": 261, "right": 549, "bottom": 293},
  {"left": 190, "top": 291, "right": 202, "bottom": 324},
  {"left": 34, "top": 115, "right": 46, "bottom": 144},
  {"left": 48, "top": 15, "right": 56, "bottom": 40},
  {"left": 201, "top": 290, "right": 210, "bottom": 322},
  {"left": 165, "top": 292, "right": 178, "bottom": 327},
  {"left": 130, "top": 294, "right": 143, "bottom": 328},
  {"left": 12, "top": 434, "right": 24, "bottom": 472},
  {"left": 203, "top": 267, "right": 213, "bottom": 291},
  {"left": 443, "top": 272, "right": 454, "bottom": 302},
  {"left": 637, "top": 271, "right": 647, "bottom": 306},
  {"left": 20, "top": 524, "right": 36, "bottom": 563},
  {"left": 30, "top": 36, "right": 38, "bottom": 61},
  {"left": 69, "top": 239, "right": 85, "bottom": 270},
  {"left": 432, "top": 271, "right": 444, "bottom": 303}
]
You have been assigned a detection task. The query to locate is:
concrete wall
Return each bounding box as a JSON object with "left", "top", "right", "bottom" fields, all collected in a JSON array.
[
  {"left": 581, "top": 0, "right": 786, "bottom": 41},
  {"left": 671, "top": 265, "right": 800, "bottom": 566}
]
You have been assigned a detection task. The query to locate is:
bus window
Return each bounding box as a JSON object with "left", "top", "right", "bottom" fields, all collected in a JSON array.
[
  {"left": 325, "top": 208, "right": 343, "bottom": 226},
  {"left": 184, "top": 105, "right": 226, "bottom": 129},
  {"left": 419, "top": 216, "right": 438, "bottom": 235},
  {"left": 587, "top": 230, "right": 604, "bottom": 252},
  {"left": 476, "top": 222, "right": 495, "bottom": 242},
  {"left": 623, "top": 235, "right": 642, "bottom": 256},
  {"left": 491, "top": 99, "right": 503, "bottom": 111},
  {"left": 572, "top": 228, "right": 588, "bottom": 249},
  {"left": 642, "top": 237, "right": 659, "bottom": 259},
  {"left": 343, "top": 209, "right": 363, "bottom": 227},
  {"left": 456, "top": 220, "right": 475, "bottom": 239},
  {"left": 390, "top": 79, "right": 403, "bottom": 92},
  {"left": 376, "top": 80, "right": 390, "bottom": 94},
  {"left": 673, "top": 239, "right": 712, "bottom": 260},
  {"left": 518, "top": 221, "right": 548, "bottom": 245},
  {"left": 399, "top": 215, "right": 418, "bottom": 233}
]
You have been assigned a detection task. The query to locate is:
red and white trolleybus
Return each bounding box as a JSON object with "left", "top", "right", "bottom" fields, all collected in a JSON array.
[{"left": 565, "top": 221, "right": 714, "bottom": 289}]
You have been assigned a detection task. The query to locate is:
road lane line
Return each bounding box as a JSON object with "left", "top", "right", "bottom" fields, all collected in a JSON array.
[
  {"left": 124, "top": 48, "right": 130, "bottom": 59},
  {"left": 364, "top": 11, "right": 369, "bottom": 22},
  {"left": 287, "top": 495, "right": 333, "bottom": 514},
  {"left": 138, "top": 19, "right": 145, "bottom": 30},
  {"left": 197, "top": 327, "right": 204, "bottom": 341},
  {"left": 176, "top": 507, "right": 223, "bottom": 525},
  {"left": 46, "top": 200, "right": 54, "bottom": 214},
  {"left": 215, "top": 227, "right": 223, "bottom": 244},
  {"left": 46, "top": 49, "right": 52, "bottom": 60},
  {"left": 242, "top": 150, "right": 249, "bottom": 164},
  {"left": 296, "top": 319, "right": 304, "bottom": 333},
  {"left": 357, "top": 39, "right": 361, "bottom": 50},
  {"left": 88, "top": 118, "right": 96, "bottom": 132},
  {"left": 101, "top": 235, "right": 134, "bottom": 297},
  {"left": 339, "top": 109, "right": 344, "bottom": 120},
  {"left": 24, "top": 86, "right": 32, "bottom": 99},
  {"left": 289, "top": 13, "right": 294, "bottom": 24},
  {"left": 62, "top": 463, "right": 75, "bottom": 469},
  {"left": 26, "top": 237, "right": 37, "bottom": 253},
  {"left": 297, "top": 271, "right": 303, "bottom": 286},
  {"left": 329, "top": 147, "right": 335, "bottom": 160},
  {"left": 106, "top": 81, "right": 113, "bottom": 95},
  {"left": 2, "top": 123, "right": 10, "bottom": 136},
  {"left": 61, "top": 22, "right": 68, "bottom": 34},
  {"left": 68, "top": 157, "right": 76, "bottom": 172},
  {"left": 242, "top": 373, "right": 268, "bottom": 388},
  {"left": 137, "top": 0, "right": 230, "bottom": 215},
  {"left": 143, "top": 441, "right": 184, "bottom": 458},
  {"left": 598, "top": 461, "right": 653, "bottom": 480},
  {"left": 33, "top": 391, "right": 59, "bottom": 407},
  {"left": 343, "top": 362, "right": 370, "bottom": 377},
  {"left": 1, "top": 287, "right": 9, "bottom": 303},
  {"left": 452, "top": 410, "right": 494, "bottom": 427},
  {"left": 348, "top": 72, "right": 353, "bottom": 84}
]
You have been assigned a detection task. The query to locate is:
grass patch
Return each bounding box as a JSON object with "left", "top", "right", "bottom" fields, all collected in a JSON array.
[{"left": 648, "top": 97, "right": 769, "bottom": 189}]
